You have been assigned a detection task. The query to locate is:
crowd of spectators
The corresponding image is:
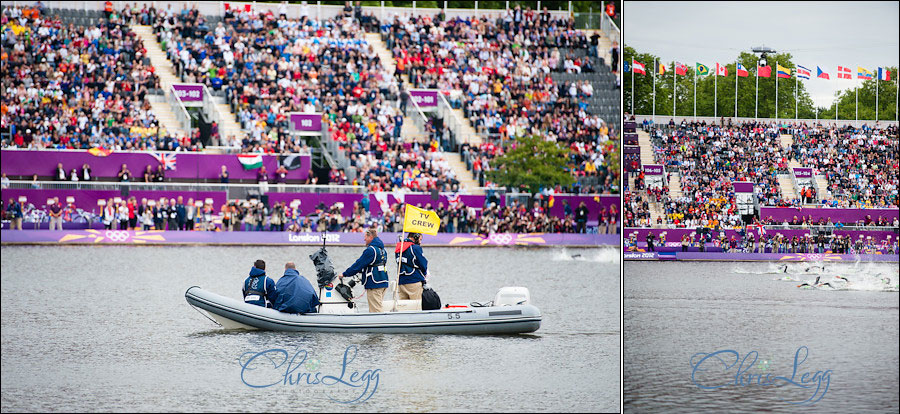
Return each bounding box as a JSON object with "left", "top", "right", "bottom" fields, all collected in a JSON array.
[
  {"left": 0, "top": 5, "right": 208, "bottom": 152},
  {"left": 382, "top": 8, "right": 617, "bottom": 194},
  {"left": 626, "top": 118, "right": 898, "bottom": 229}
]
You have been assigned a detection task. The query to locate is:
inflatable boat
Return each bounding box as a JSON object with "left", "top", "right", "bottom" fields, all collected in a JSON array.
[{"left": 185, "top": 286, "right": 542, "bottom": 334}]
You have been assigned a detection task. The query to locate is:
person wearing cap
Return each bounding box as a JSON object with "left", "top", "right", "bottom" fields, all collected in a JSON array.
[
  {"left": 338, "top": 227, "right": 390, "bottom": 312},
  {"left": 395, "top": 232, "right": 428, "bottom": 301},
  {"left": 243, "top": 259, "right": 277, "bottom": 308}
]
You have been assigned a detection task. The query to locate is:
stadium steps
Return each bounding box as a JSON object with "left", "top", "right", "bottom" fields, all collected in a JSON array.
[
  {"left": 131, "top": 25, "right": 185, "bottom": 137},
  {"left": 212, "top": 97, "right": 246, "bottom": 142},
  {"left": 451, "top": 108, "right": 482, "bottom": 146},
  {"left": 668, "top": 172, "right": 684, "bottom": 198},
  {"left": 401, "top": 117, "right": 428, "bottom": 143},
  {"left": 648, "top": 198, "right": 664, "bottom": 228},
  {"left": 635, "top": 129, "right": 656, "bottom": 166},
  {"left": 815, "top": 175, "right": 832, "bottom": 201},
  {"left": 788, "top": 159, "right": 802, "bottom": 170},
  {"left": 779, "top": 134, "right": 793, "bottom": 148},
  {"left": 777, "top": 174, "right": 798, "bottom": 201},
  {"left": 446, "top": 153, "right": 483, "bottom": 195},
  {"left": 365, "top": 33, "right": 396, "bottom": 75}
]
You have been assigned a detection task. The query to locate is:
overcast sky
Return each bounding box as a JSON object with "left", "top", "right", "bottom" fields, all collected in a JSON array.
[{"left": 624, "top": 1, "right": 900, "bottom": 108}]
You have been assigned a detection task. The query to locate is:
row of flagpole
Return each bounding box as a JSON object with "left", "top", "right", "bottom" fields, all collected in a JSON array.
[{"left": 633, "top": 59, "right": 897, "bottom": 123}]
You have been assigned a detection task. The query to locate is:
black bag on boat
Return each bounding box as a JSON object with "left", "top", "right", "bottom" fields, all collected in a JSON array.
[
  {"left": 309, "top": 246, "right": 336, "bottom": 289},
  {"left": 421, "top": 284, "right": 441, "bottom": 310}
]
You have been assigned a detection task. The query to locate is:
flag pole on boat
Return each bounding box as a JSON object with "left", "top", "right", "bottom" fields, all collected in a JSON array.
[{"left": 393, "top": 204, "right": 441, "bottom": 312}]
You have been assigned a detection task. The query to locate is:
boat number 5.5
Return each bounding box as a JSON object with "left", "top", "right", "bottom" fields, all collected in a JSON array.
[{"left": 447, "top": 312, "right": 461, "bottom": 319}]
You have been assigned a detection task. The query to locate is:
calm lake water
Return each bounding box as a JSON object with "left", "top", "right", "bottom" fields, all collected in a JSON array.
[
  {"left": 624, "top": 261, "right": 900, "bottom": 413},
  {"left": 1, "top": 245, "right": 619, "bottom": 412}
]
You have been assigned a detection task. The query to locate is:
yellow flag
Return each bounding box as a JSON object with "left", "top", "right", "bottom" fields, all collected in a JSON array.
[{"left": 403, "top": 205, "right": 440, "bottom": 235}]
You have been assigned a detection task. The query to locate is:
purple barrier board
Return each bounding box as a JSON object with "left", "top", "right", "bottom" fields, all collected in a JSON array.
[
  {"left": 625, "top": 251, "right": 898, "bottom": 262},
  {"left": 759, "top": 207, "right": 899, "bottom": 224},
  {"left": 289, "top": 113, "right": 323, "bottom": 132},
  {"left": 626, "top": 241, "right": 893, "bottom": 254},
  {"left": 624, "top": 121, "right": 637, "bottom": 132},
  {"left": 793, "top": 168, "right": 813, "bottom": 179},
  {"left": 172, "top": 84, "right": 204, "bottom": 102},
  {"left": 624, "top": 227, "right": 897, "bottom": 244},
  {"left": 2, "top": 188, "right": 228, "bottom": 212},
  {"left": 644, "top": 165, "right": 663, "bottom": 175},
  {"left": 1, "top": 150, "right": 311, "bottom": 181},
  {"left": 409, "top": 90, "right": 438, "bottom": 107},
  {"left": 0, "top": 230, "right": 619, "bottom": 247},
  {"left": 623, "top": 133, "right": 639, "bottom": 145},
  {"left": 733, "top": 182, "right": 754, "bottom": 193}
]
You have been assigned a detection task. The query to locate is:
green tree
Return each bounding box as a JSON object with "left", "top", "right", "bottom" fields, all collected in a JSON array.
[{"left": 486, "top": 135, "right": 575, "bottom": 193}]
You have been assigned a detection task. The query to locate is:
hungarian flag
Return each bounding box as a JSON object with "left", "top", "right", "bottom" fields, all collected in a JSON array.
[
  {"left": 151, "top": 152, "right": 177, "bottom": 170},
  {"left": 816, "top": 66, "right": 830, "bottom": 80},
  {"left": 632, "top": 60, "right": 646, "bottom": 75},
  {"left": 675, "top": 62, "right": 688, "bottom": 76},
  {"left": 715, "top": 63, "right": 728, "bottom": 77},
  {"left": 776, "top": 64, "right": 792, "bottom": 78},
  {"left": 837, "top": 66, "right": 852, "bottom": 79},
  {"left": 857, "top": 67, "right": 874, "bottom": 80},
  {"left": 88, "top": 147, "right": 112, "bottom": 157},
  {"left": 238, "top": 154, "right": 263, "bottom": 170},
  {"left": 696, "top": 63, "right": 710, "bottom": 76},
  {"left": 657, "top": 62, "right": 667, "bottom": 75},
  {"left": 878, "top": 67, "right": 891, "bottom": 81},
  {"left": 757, "top": 66, "right": 772, "bottom": 78},
  {"left": 736, "top": 63, "right": 749, "bottom": 77}
]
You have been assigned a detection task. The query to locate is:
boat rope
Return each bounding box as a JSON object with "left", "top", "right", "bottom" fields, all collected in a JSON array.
[{"left": 189, "top": 302, "right": 222, "bottom": 327}]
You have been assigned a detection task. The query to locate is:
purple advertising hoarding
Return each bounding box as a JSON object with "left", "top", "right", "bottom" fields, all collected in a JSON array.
[
  {"left": 624, "top": 251, "right": 898, "bottom": 262},
  {"left": 644, "top": 165, "right": 664, "bottom": 175},
  {"left": 1, "top": 150, "right": 311, "bottom": 181},
  {"left": 409, "top": 89, "right": 439, "bottom": 107},
  {"left": 0, "top": 230, "right": 619, "bottom": 247},
  {"left": 623, "top": 133, "right": 639, "bottom": 145},
  {"left": 289, "top": 113, "right": 323, "bottom": 132},
  {"left": 624, "top": 121, "right": 637, "bottom": 132},
  {"left": 793, "top": 168, "right": 813, "bottom": 179},
  {"left": 624, "top": 227, "right": 897, "bottom": 244},
  {"left": 759, "top": 207, "right": 899, "bottom": 224},
  {"left": 172, "top": 84, "right": 204, "bottom": 102},
  {"left": 733, "top": 182, "right": 754, "bottom": 193}
]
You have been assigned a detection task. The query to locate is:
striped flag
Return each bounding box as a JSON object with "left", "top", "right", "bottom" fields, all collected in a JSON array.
[
  {"left": 657, "top": 62, "right": 667, "bottom": 75},
  {"left": 878, "top": 67, "right": 891, "bottom": 81},
  {"left": 796, "top": 65, "right": 811, "bottom": 80},
  {"left": 632, "top": 60, "right": 646, "bottom": 75},
  {"left": 857, "top": 67, "right": 874, "bottom": 80},
  {"left": 715, "top": 62, "right": 728, "bottom": 76},
  {"left": 736, "top": 63, "right": 749, "bottom": 77},
  {"left": 237, "top": 154, "right": 263, "bottom": 170},
  {"left": 816, "top": 66, "right": 830, "bottom": 80},
  {"left": 776, "top": 64, "right": 792, "bottom": 78}
]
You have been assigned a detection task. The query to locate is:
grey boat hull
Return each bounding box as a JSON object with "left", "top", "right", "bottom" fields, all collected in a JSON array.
[{"left": 185, "top": 286, "right": 541, "bottom": 334}]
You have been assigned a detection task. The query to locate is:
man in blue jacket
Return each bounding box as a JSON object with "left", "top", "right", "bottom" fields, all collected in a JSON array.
[
  {"left": 339, "top": 228, "right": 389, "bottom": 312},
  {"left": 395, "top": 232, "right": 428, "bottom": 300},
  {"left": 273, "top": 262, "right": 320, "bottom": 314},
  {"left": 242, "top": 259, "right": 277, "bottom": 308}
]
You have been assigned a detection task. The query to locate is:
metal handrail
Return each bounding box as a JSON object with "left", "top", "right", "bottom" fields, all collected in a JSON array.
[
  {"left": 437, "top": 92, "right": 470, "bottom": 146},
  {"left": 405, "top": 88, "right": 430, "bottom": 142},
  {"left": 168, "top": 84, "right": 192, "bottom": 136}
]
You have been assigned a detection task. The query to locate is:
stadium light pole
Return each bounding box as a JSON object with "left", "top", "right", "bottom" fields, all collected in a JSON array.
[{"left": 752, "top": 46, "right": 775, "bottom": 121}]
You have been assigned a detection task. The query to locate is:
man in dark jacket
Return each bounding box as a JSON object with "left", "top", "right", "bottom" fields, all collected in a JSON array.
[
  {"left": 273, "top": 262, "right": 319, "bottom": 314},
  {"left": 175, "top": 196, "right": 187, "bottom": 230},
  {"left": 395, "top": 232, "right": 428, "bottom": 300},
  {"left": 575, "top": 202, "right": 589, "bottom": 233},
  {"left": 243, "top": 259, "right": 277, "bottom": 308},
  {"left": 339, "top": 228, "right": 390, "bottom": 312}
]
